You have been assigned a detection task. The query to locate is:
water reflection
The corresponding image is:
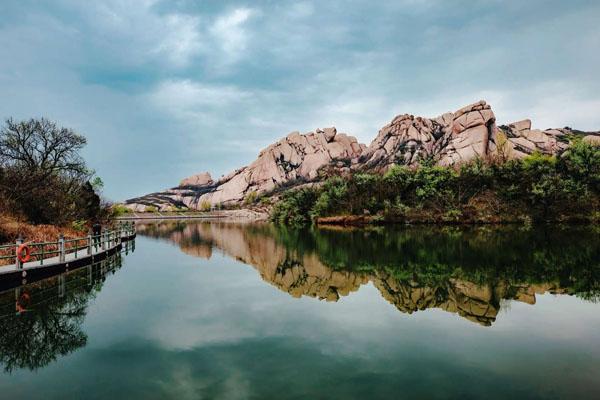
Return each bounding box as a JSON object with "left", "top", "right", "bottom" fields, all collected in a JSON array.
[
  {"left": 138, "top": 222, "right": 600, "bottom": 326},
  {"left": 0, "top": 253, "right": 124, "bottom": 372}
]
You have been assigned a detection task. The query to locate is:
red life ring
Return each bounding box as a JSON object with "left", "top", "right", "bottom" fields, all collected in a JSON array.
[{"left": 17, "top": 244, "right": 31, "bottom": 263}]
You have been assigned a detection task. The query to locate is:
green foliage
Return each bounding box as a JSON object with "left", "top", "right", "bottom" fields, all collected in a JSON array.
[
  {"left": 199, "top": 201, "right": 211, "bottom": 212},
  {"left": 90, "top": 176, "right": 104, "bottom": 192},
  {"left": 111, "top": 204, "right": 131, "bottom": 217},
  {"left": 270, "top": 188, "right": 319, "bottom": 226},
  {"left": 144, "top": 205, "right": 158, "bottom": 213},
  {"left": 311, "top": 177, "right": 348, "bottom": 218},
  {"left": 442, "top": 208, "right": 463, "bottom": 222},
  {"left": 244, "top": 191, "right": 258, "bottom": 205},
  {"left": 270, "top": 142, "right": 600, "bottom": 226},
  {"left": 559, "top": 139, "right": 600, "bottom": 189},
  {"left": 413, "top": 162, "right": 457, "bottom": 204},
  {"left": 71, "top": 219, "right": 87, "bottom": 232},
  {"left": 382, "top": 198, "right": 410, "bottom": 219},
  {"left": 259, "top": 196, "right": 271, "bottom": 205}
]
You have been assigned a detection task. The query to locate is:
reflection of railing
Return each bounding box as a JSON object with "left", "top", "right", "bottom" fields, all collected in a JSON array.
[
  {"left": 0, "top": 252, "right": 125, "bottom": 317},
  {"left": 0, "top": 222, "right": 136, "bottom": 269},
  {"left": 0, "top": 252, "right": 126, "bottom": 372}
]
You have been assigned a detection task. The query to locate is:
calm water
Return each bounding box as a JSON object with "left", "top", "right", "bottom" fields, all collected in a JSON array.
[{"left": 1, "top": 222, "right": 600, "bottom": 399}]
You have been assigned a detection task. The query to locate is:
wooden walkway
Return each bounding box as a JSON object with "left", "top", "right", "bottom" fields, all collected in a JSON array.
[{"left": 0, "top": 229, "right": 136, "bottom": 291}]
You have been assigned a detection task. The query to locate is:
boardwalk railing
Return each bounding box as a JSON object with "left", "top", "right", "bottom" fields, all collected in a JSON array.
[{"left": 0, "top": 222, "right": 136, "bottom": 269}]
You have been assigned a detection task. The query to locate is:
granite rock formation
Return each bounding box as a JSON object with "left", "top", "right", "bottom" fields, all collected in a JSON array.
[
  {"left": 356, "top": 100, "right": 595, "bottom": 171},
  {"left": 497, "top": 119, "right": 570, "bottom": 159},
  {"left": 125, "top": 127, "right": 364, "bottom": 211},
  {"left": 359, "top": 100, "right": 497, "bottom": 170},
  {"left": 179, "top": 172, "right": 213, "bottom": 187},
  {"left": 124, "top": 100, "right": 599, "bottom": 211}
]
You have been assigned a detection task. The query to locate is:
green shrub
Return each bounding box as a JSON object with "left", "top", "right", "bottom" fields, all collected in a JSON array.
[
  {"left": 111, "top": 204, "right": 131, "bottom": 217},
  {"left": 244, "top": 191, "right": 258, "bottom": 205},
  {"left": 310, "top": 177, "right": 348, "bottom": 218},
  {"left": 199, "top": 200, "right": 211, "bottom": 212},
  {"left": 259, "top": 196, "right": 271, "bottom": 205},
  {"left": 144, "top": 205, "right": 158, "bottom": 213},
  {"left": 269, "top": 148, "right": 600, "bottom": 226},
  {"left": 71, "top": 219, "right": 87, "bottom": 232},
  {"left": 442, "top": 208, "right": 463, "bottom": 222},
  {"left": 559, "top": 140, "right": 600, "bottom": 188},
  {"left": 270, "top": 188, "right": 318, "bottom": 226}
]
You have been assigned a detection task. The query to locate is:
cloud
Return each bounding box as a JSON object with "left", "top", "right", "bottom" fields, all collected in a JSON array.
[
  {"left": 149, "top": 79, "right": 252, "bottom": 124},
  {"left": 1, "top": 0, "right": 599, "bottom": 200},
  {"left": 209, "top": 7, "right": 257, "bottom": 65},
  {"left": 153, "top": 14, "right": 203, "bottom": 68}
]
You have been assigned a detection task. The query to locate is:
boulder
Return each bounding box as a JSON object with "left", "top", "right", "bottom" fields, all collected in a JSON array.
[
  {"left": 359, "top": 100, "right": 497, "bottom": 170},
  {"left": 501, "top": 121, "right": 570, "bottom": 158},
  {"left": 509, "top": 119, "right": 532, "bottom": 131},
  {"left": 322, "top": 127, "right": 337, "bottom": 142},
  {"left": 583, "top": 135, "right": 600, "bottom": 146},
  {"left": 179, "top": 172, "right": 213, "bottom": 187}
]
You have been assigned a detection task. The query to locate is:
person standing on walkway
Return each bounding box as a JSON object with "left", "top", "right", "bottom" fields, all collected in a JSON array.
[{"left": 92, "top": 222, "right": 102, "bottom": 249}]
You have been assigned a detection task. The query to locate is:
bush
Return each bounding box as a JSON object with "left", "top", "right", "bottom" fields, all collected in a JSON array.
[
  {"left": 71, "top": 219, "right": 87, "bottom": 232},
  {"left": 111, "top": 204, "right": 131, "bottom": 217},
  {"left": 144, "top": 205, "right": 158, "bottom": 213},
  {"left": 259, "top": 196, "right": 271, "bottom": 205},
  {"left": 199, "top": 201, "right": 211, "bottom": 212},
  {"left": 270, "top": 188, "right": 319, "bottom": 226},
  {"left": 270, "top": 144, "right": 600, "bottom": 226},
  {"left": 244, "top": 191, "right": 258, "bottom": 205},
  {"left": 310, "top": 177, "right": 348, "bottom": 218}
]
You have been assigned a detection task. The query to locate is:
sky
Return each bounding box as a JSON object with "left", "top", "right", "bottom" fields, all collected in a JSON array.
[{"left": 0, "top": 0, "right": 599, "bottom": 201}]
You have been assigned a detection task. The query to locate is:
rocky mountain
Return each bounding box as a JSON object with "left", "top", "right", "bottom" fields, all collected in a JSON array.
[
  {"left": 125, "top": 127, "right": 365, "bottom": 211},
  {"left": 125, "top": 100, "right": 599, "bottom": 211}
]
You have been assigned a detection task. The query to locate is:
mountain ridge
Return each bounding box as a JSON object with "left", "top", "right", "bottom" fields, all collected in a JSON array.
[{"left": 124, "top": 100, "right": 600, "bottom": 212}]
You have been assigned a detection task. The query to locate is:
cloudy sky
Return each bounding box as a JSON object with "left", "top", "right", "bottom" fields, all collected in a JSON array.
[{"left": 1, "top": 0, "right": 599, "bottom": 200}]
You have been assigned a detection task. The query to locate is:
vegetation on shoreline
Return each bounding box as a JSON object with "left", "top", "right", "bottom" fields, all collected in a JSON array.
[
  {"left": 271, "top": 140, "right": 600, "bottom": 226},
  {"left": 0, "top": 118, "right": 110, "bottom": 243}
]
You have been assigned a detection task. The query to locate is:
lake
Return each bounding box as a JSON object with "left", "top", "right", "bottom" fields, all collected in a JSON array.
[{"left": 1, "top": 221, "right": 600, "bottom": 399}]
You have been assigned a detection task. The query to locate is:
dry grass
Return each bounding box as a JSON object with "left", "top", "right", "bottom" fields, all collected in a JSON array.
[{"left": 0, "top": 213, "right": 83, "bottom": 266}]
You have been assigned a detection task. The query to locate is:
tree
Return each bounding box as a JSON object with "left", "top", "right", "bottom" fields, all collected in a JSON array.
[
  {"left": 0, "top": 118, "right": 88, "bottom": 179},
  {"left": 0, "top": 118, "right": 100, "bottom": 224}
]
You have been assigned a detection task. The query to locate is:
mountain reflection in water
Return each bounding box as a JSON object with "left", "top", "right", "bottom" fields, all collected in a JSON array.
[
  {"left": 137, "top": 222, "right": 600, "bottom": 326},
  {"left": 0, "top": 254, "right": 124, "bottom": 372}
]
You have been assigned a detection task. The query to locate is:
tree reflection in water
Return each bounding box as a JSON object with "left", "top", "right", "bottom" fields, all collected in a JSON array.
[
  {"left": 0, "top": 253, "right": 124, "bottom": 373},
  {"left": 137, "top": 222, "right": 600, "bottom": 326}
]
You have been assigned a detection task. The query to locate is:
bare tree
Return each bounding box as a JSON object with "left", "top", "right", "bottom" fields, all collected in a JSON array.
[
  {"left": 0, "top": 118, "right": 99, "bottom": 224},
  {"left": 0, "top": 118, "right": 89, "bottom": 180}
]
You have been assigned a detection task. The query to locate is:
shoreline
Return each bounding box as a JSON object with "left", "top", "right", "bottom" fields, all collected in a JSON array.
[
  {"left": 314, "top": 215, "right": 598, "bottom": 227},
  {"left": 116, "top": 208, "right": 269, "bottom": 222}
]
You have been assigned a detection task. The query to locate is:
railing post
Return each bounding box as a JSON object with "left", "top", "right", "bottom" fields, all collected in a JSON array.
[
  {"left": 87, "top": 230, "right": 93, "bottom": 255},
  {"left": 101, "top": 231, "right": 106, "bottom": 250},
  {"left": 15, "top": 236, "right": 23, "bottom": 270},
  {"left": 59, "top": 234, "right": 65, "bottom": 262}
]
